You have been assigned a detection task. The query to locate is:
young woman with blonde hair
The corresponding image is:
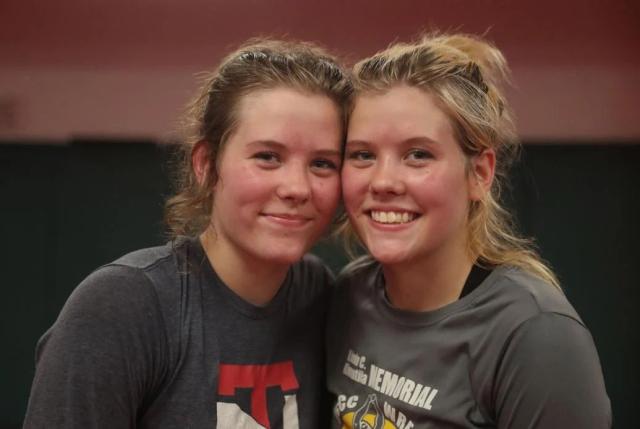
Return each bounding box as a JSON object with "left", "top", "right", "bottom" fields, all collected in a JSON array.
[
  {"left": 24, "top": 39, "right": 351, "bottom": 428},
  {"left": 327, "top": 33, "right": 611, "bottom": 428}
]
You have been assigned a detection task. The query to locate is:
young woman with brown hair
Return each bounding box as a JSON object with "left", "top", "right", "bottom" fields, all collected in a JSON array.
[{"left": 24, "top": 39, "right": 352, "bottom": 428}]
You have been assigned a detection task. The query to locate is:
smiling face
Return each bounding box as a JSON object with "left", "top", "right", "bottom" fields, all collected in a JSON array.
[
  {"left": 206, "top": 87, "right": 342, "bottom": 267},
  {"left": 343, "top": 85, "right": 482, "bottom": 267}
]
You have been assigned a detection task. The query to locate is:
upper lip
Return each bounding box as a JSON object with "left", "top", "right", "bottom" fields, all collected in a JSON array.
[
  {"left": 261, "top": 212, "right": 312, "bottom": 220},
  {"left": 364, "top": 206, "right": 419, "bottom": 214}
]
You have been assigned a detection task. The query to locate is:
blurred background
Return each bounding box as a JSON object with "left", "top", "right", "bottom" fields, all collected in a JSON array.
[{"left": 1, "top": 0, "right": 638, "bottom": 427}]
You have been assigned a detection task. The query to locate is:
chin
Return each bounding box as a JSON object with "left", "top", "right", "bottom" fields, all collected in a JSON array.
[
  {"left": 261, "top": 243, "right": 310, "bottom": 265},
  {"left": 358, "top": 233, "right": 409, "bottom": 262},
  {"left": 367, "top": 246, "right": 413, "bottom": 266},
  {"left": 269, "top": 254, "right": 305, "bottom": 265}
]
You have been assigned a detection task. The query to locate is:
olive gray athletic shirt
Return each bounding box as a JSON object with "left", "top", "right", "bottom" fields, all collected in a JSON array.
[
  {"left": 326, "top": 261, "right": 611, "bottom": 428},
  {"left": 24, "top": 238, "right": 332, "bottom": 428}
]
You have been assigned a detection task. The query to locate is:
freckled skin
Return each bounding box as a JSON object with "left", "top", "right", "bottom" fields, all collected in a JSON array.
[{"left": 210, "top": 87, "right": 343, "bottom": 269}]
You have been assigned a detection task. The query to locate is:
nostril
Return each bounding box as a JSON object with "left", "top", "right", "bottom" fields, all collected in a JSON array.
[
  {"left": 277, "top": 184, "right": 311, "bottom": 202},
  {"left": 370, "top": 178, "right": 404, "bottom": 195}
]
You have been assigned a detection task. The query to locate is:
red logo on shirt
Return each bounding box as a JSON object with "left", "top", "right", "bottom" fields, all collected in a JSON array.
[{"left": 217, "top": 361, "right": 300, "bottom": 428}]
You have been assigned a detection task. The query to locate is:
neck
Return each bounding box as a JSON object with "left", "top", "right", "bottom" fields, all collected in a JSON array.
[
  {"left": 382, "top": 241, "right": 475, "bottom": 312},
  {"left": 200, "top": 228, "right": 289, "bottom": 307}
]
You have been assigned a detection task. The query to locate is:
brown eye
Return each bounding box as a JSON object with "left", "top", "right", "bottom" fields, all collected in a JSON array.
[
  {"left": 252, "top": 151, "right": 280, "bottom": 167},
  {"left": 311, "top": 159, "right": 338, "bottom": 170}
]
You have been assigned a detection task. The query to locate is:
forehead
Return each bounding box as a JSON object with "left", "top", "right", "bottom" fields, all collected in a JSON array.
[
  {"left": 348, "top": 85, "right": 455, "bottom": 144},
  {"left": 222, "top": 86, "right": 343, "bottom": 153},
  {"left": 235, "top": 87, "right": 340, "bottom": 132}
]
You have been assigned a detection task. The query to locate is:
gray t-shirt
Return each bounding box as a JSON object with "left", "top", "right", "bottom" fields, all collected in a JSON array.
[
  {"left": 24, "top": 238, "right": 332, "bottom": 428},
  {"left": 326, "top": 261, "right": 611, "bottom": 428}
]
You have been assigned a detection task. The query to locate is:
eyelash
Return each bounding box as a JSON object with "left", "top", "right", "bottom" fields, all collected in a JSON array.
[
  {"left": 311, "top": 158, "right": 338, "bottom": 170},
  {"left": 252, "top": 152, "right": 338, "bottom": 171},
  {"left": 252, "top": 151, "right": 280, "bottom": 163},
  {"left": 406, "top": 149, "right": 433, "bottom": 161},
  {"left": 347, "top": 150, "right": 375, "bottom": 161},
  {"left": 347, "top": 149, "right": 433, "bottom": 160}
]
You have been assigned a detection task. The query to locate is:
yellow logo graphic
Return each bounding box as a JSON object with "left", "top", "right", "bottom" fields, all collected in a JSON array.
[{"left": 340, "top": 394, "right": 397, "bottom": 429}]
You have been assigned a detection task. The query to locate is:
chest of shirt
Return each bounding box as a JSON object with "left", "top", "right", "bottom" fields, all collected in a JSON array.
[
  {"left": 139, "top": 284, "right": 328, "bottom": 428},
  {"left": 326, "top": 302, "right": 499, "bottom": 428}
]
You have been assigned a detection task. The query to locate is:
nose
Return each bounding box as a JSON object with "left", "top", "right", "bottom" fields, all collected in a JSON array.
[
  {"left": 370, "top": 158, "right": 405, "bottom": 196},
  {"left": 276, "top": 164, "right": 311, "bottom": 203}
]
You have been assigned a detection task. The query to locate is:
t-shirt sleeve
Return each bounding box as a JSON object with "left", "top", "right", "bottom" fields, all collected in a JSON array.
[
  {"left": 23, "top": 265, "right": 169, "bottom": 428},
  {"left": 494, "top": 312, "right": 612, "bottom": 428}
]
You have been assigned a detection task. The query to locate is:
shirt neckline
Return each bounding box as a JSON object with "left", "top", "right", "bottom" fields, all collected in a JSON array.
[
  {"left": 185, "top": 236, "right": 291, "bottom": 319},
  {"left": 373, "top": 264, "right": 510, "bottom": 327}
]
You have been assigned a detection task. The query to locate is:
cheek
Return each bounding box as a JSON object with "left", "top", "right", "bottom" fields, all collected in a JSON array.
[
  {"left": 312, "top": 176, "right": 341, "bottom": 213},
  {"left": 341, "top": 167, "right": 367, "bottom": 211},
  {"left": 417, "top": 171, "right": 470, "bottom": 217},
  {"left": 218, "top": 164, "right": 272, "bottom": 206}
]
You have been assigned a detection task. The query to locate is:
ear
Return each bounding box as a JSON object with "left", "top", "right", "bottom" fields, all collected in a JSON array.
[
  {"left": 191, "top": 140, "right": 211, "bottom": 186},
  {"left": 468, "top": 148, "right": 496, "bottom": 201}
]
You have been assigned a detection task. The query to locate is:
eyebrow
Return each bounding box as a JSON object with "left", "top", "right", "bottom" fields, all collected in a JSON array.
[
  {"left": 247, "top": 140, "right": 341, "bottom": 158},
  {"left": 246, "top": 140, "right": 286, "bottom": 150}
]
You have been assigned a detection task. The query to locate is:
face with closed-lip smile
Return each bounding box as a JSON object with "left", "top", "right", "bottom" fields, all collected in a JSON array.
[
  {"left": 205, "top": 87, "right": 342, "bottom": 267},
  {"left": 342, "top": 85, "right": 485, "bottom": 267}
]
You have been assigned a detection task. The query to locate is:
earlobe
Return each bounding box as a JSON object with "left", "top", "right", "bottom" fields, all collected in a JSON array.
[
  {"left": 469, "top": 149, "right": 496, "bottom": 201},
  {"left": 192, "top": 140, "right": 211, "bottom": 186}
]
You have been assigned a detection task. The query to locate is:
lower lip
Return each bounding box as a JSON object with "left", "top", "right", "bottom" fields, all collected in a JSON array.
[{"left": 261, "top": 214, "right": 311, "bottom": 228}]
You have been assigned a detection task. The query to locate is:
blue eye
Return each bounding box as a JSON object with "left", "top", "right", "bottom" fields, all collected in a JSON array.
[
  {"left": 405, "top": 149, "right": 434, "bottom": 166},
  {"left": 406, "top": 149, "right": 433, "bottom": 160},
  {"left": 346, "top": 150, "right": 375, "bottom": 168},
  {"left": 348, "top": 150, "right": 375, "bottom": 161}
]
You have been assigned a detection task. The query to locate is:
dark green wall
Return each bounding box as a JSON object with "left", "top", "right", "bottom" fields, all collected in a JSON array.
[{"left": 1, "top": 142, "right": 637, "bottom": 428}]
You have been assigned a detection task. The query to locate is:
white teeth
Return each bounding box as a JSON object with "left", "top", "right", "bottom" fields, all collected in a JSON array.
[{"left": 370, "top": 211, "right": 416, "bottom": 224}]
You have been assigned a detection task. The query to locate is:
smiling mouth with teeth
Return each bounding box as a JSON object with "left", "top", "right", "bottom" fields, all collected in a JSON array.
[{"left": 370, "top": 210, "right": 417, "bottom": 224}]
